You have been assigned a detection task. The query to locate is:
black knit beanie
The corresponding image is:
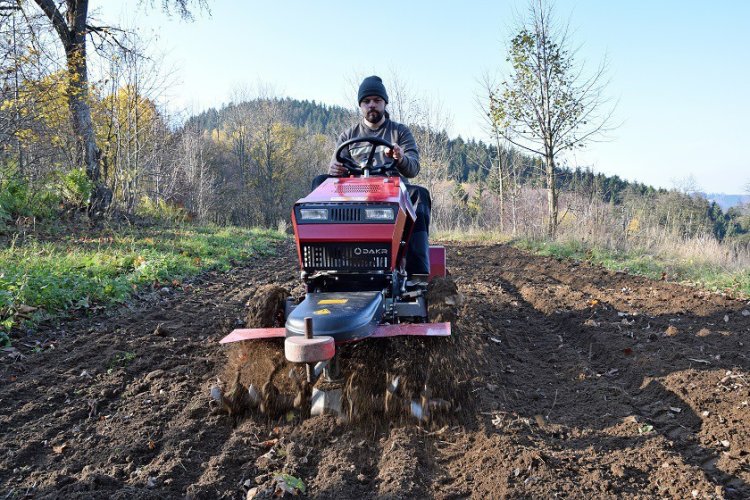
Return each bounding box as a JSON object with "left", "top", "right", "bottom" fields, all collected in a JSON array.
[{"left": 358, "top": 75, "right": 389, "bottom": 104}]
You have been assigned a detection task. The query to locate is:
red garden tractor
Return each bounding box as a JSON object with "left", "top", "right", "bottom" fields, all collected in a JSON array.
[{"left": 219, "top": 137, "right": 457, "bottom": 420}]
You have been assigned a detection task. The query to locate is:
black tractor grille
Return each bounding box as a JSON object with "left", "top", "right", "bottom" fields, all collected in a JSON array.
[
  {"left": 330, "top": 207, "right": 361, "bottom": 222},
  {"left": 301, "top": 243, "right": 391, "bottom": 270}
]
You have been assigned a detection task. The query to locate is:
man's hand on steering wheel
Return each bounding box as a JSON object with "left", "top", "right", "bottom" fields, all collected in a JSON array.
[
  {"left": 328, "top": 160, "right": 347, "bottom": 176},
  {"left": 384, "top": 143, "right": 404, "bottom": 164}
]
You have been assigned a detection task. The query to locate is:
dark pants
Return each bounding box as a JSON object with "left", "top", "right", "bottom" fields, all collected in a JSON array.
[{"left": 311, "top": 175, "right": 431, "bottom": 275}]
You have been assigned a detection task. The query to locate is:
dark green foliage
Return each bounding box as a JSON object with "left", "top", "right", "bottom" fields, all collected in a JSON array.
[
  {"left": 725, "top": 205, "right": 750, "bottom": 242},
  {"left": 59, "top": 168, "right": 93, "bottom": 207},
  {"left": 185, "top": 98, "right": 357, "bottom": 139},
  {"left": 0, "top": 166, "right": 60, "bottom": 222}
]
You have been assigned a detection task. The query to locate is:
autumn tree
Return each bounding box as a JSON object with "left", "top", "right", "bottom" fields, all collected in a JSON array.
[
  {"left": 206, "top": 93, "right": 328, "bottom": 227},
  {"left": 245, "top": 98, "right": 319, "bottom": 226},
  {"left": 6, "top": 71, "right": 78, "bottom": 173},
  {"left": 0, "top": 4, "right": 54, "bottom": 178},
  {"left": 23, "top": 0, "right": 206, "bottom": 215},
  {"left": 489, "top": 0, "right": 613, "bottom": 236}
]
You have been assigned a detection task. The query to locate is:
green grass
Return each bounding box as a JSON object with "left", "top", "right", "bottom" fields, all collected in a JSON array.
[
  {"left": 0, "top": 225, "right": 285, "bottom": 334},
  {"left": 433, "top": 229, "right": 511, "bottom": 243},
  {"left": 515, "top": 238, "right": 750, "bottom": 298},
  {"left": 432, "top": 230, "right": 749, "bottom": 297},
  {"left": 107, "top": 351, "right": 137, "bottom": 373}
]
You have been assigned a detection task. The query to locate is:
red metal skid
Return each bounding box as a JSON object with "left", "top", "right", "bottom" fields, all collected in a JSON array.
[
  {"left": 219, "top": 328, "right": 286, "bottom": 344},
  {"left": 219, "top": 322, "right": 451, "bottom": 344}
]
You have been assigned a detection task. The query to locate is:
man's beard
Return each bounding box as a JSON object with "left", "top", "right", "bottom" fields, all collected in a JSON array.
[{"left": 366, "top": 109, "right": 383, "bottom": 123}]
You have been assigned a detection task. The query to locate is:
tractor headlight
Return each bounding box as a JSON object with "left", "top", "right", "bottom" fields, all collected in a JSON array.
[
  {"left": 299, "top": 208, "right": 328, "bottom": 220},
  {"left": 364, "top": 208, "right": 395, "bottom": 221}
]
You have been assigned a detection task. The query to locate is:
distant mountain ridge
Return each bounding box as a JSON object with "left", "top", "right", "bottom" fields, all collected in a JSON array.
[{"left": 704, "top": 193, "right": 750, "bottom": 210}]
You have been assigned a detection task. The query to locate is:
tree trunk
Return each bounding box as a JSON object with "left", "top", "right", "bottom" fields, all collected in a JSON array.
[
  {"left": 66, "top": 44, "right": 95, "bottom": 176},
  {"left": 66, "top": 42, "right": 111, "bottom": 215},
  {"left": 545, "top": 151, "right": 558, "bottom": 237},
  {"left": 494, "top": 134, "right": 504, "bottom": 233},
  {"left": 34, "top": 0, "right": 112, "bottom": 215}
]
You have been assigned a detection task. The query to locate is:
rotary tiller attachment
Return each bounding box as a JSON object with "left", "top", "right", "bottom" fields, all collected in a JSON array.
[{"left": 385, "top": 374, "right": 452, "bottom": 422}]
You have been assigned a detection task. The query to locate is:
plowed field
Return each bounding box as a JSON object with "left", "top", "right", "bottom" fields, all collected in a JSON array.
[{"left": 2, "top": 241, "right": 749, "bottom": 499}]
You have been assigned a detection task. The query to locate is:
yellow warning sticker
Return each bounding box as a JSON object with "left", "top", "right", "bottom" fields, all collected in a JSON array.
[
  {"left": 313, "top": 308, "right": 331, "bottom": 315},
  {"left": 318, "top": 299, "right": 348, "bottom": 305}
]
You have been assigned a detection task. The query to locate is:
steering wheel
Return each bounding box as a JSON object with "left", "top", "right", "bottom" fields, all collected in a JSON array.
[{"left": 334, "top": 136, "right": 399, "bottom": 176}]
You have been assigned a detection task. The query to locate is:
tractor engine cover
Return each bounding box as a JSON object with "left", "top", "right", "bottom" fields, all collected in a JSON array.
[{"left": 285, "top": 291, "right": 384, "bottom": 342}]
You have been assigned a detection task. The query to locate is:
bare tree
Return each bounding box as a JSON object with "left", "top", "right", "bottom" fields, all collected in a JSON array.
[
  {"left": 385, "top": 69, "right": 421, "bottom": 126},
  {"left": 505, "top": 147, "right": 524, "bottom": 235},
  {"left": 174, "top": 125, "right": 215, "bottom": 220},
  {"left": 671, "top": 174, "right": 701, "bottom": 196},
  {"left": 488, "top": 0, "right": 614, "bottom": 236},
  {"left": 411, "top": 98, "right": 452, "bottom": 193}
]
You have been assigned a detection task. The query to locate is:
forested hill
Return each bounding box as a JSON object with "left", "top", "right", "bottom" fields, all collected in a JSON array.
[
  {"left": 184, "top": 98, "right": 357, "bottom": 138},
  {"left": 184, "top": 98, "right": 662, "bottom": 203}
]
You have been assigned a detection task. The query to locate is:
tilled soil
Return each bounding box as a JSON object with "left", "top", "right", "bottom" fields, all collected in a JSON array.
[{"left": 2, "top": 241, "right": 749, "bottom": 499}]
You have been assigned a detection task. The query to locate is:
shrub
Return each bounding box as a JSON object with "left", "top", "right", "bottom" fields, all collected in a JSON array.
[
  {"left": 136, "top": 196, "right": 188, "bottom": 223},
  {"left": 1, "top": 165, "right": 62, "bottom": 221},
  {"left": 59, "top": 167, "right": 93, "bottom": 207},
  {"left": 0, "top": 175, "right": 32, "bottom": 219}
]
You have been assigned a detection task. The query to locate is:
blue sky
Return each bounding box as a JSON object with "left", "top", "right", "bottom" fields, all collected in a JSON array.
[{"left": 96, "top": 0, "right": 750, "bottom": 194}]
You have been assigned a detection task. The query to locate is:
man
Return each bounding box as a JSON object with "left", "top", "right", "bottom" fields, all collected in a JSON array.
[{"left": 312, "top": 75, "right": 431, "bottom": 276}]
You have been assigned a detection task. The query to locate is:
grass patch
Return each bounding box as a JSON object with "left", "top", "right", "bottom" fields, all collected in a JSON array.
[
  {"left": 515, "top": 238, "right": 750, "bottom": 298},
  {"left": 0, "top": 224, "right": 285, "bottom": 335},
  {"left": 433, "top": 228, "right": 511, "bottom": 243},
  {"left": 107, "top": 351, "right": 137, "bottom": 373}
]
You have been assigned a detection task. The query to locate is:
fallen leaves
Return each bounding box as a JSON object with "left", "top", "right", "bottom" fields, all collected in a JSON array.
[{"left": 258, "top": 438, "right": 279, "bottom": 448}]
